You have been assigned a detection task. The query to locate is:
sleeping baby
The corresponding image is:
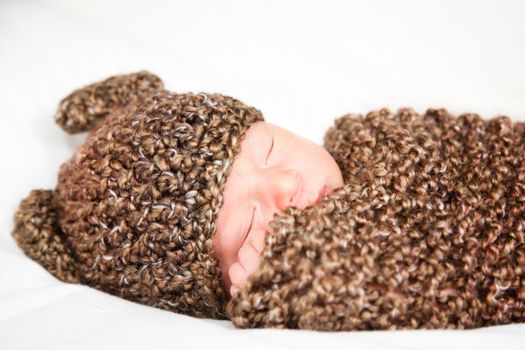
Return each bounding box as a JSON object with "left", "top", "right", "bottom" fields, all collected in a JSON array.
[
  {"left": 12, "top": 71, "right": 525, "bottom": 331},
  {"left": 213, "top": 118, "right": 344, "bottom": 296}
]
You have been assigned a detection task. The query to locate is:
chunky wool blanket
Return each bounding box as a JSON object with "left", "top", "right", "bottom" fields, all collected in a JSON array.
[{"left": 226, "top": 108, "right": 525, "bottom": 330}]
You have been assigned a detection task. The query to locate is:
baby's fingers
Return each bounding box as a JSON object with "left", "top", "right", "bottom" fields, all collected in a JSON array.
[
  {"left": 230, "top": 285, "right": 240, "bottom": 296},
  {"left": 228, "top": 262, "right": 248, "bottom": 293},
  {"left": 238, "top": 241, "right": 261, "bottom": 275},
  {"left": 251, "top": 228, "right": 267, "bottom": 254}
]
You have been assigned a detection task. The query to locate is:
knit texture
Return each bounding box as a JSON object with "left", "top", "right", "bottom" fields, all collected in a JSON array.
[
  {"left": 12, "top": 71, "right": 264, "bottom": 319},
  {"left": 226, "top": 108, "right": 525, "bottom": 330},
  {"left": 55, "top": 71, "right": 164, "bottom": 134}
]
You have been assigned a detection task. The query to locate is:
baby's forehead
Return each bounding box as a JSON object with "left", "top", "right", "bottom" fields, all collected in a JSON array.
[
  {"left": 238, "top": 121, "right": 271, "bottom": 150},
  {"left": 245, "top": 120, "right": 270, "bottom": 136}
]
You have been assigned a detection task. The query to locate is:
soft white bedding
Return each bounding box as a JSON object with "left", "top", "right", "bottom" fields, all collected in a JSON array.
[{"left": 1, "top": 0, "right": 524, "bottom": 348}]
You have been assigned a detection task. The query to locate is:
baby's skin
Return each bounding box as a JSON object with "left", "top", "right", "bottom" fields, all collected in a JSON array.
[{"left": 213, "top": 121, "right": 345, "bottom": 296}]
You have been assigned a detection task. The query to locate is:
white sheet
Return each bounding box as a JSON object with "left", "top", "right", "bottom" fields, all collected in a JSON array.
[{"left": 1, "top": 0, "right": 524, "bottom": 348}]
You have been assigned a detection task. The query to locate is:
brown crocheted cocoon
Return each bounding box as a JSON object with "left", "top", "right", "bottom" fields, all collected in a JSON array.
[{"left": 227, "top": 108, "right": 525, "bottom": 330}]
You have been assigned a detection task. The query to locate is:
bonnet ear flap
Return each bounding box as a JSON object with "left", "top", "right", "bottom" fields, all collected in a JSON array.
[
  {"left": 11, "top": 189, "right": 80, "bottom": 284},
  {"left": 54, "top": 71, "right": 164, "bottom": 134}
]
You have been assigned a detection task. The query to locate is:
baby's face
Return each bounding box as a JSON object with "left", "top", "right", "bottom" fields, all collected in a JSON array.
[{"left": 213, "top": 121, "right": 344, "bottom": 296}]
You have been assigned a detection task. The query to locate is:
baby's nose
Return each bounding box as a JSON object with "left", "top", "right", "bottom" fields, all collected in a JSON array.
[{"left": 267, "top": 168, "right": 300, "bottom": 211}]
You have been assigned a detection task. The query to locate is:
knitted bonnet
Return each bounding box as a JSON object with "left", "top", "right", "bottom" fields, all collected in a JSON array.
[{"left": 11, "top": 71, "right": 265, "bottom": 319}]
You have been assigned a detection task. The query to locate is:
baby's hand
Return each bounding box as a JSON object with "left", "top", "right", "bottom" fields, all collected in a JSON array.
[{"left": 228, "top": 227, "right": 267, "bottom": 295}]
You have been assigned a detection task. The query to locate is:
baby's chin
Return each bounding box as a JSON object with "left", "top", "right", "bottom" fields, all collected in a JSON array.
[{"left": 324, "top": 149, "right": 345, "bottom": 189}]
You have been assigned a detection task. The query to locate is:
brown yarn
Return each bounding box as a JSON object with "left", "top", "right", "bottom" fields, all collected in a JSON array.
[
  {"left": 12, "top": 72, "right": 525, "bottom": 329},
  {"left": 55, "top": 71, "right": 164, "bottom": 134},
  {"left": 12, "top": 189, "right": 81, "bottom": 283},
  {"left": 227, "top": 107, "right": 525, "bottom": 330},
  {"left": 12, "top": 71, "right": 264, "bottom": 319}
]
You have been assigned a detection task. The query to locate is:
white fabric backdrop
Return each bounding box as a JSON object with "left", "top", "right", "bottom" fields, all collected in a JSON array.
[{"left": 1, "top": 0, "right": 524, "bottom": 349}]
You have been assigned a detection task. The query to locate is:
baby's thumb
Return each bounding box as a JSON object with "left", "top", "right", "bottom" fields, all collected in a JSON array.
[{"left": 12, "top": 189, "right": 80, "bottom": 283}]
